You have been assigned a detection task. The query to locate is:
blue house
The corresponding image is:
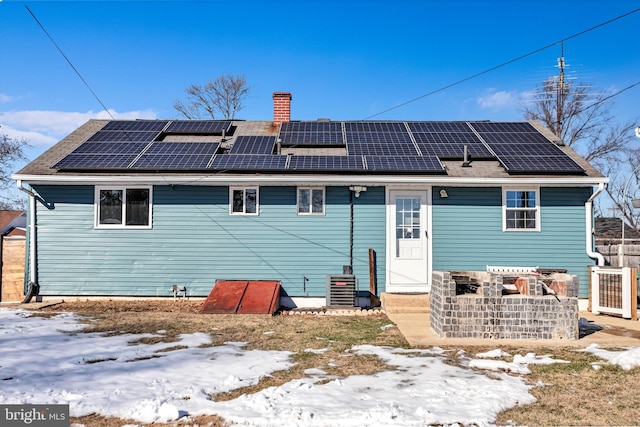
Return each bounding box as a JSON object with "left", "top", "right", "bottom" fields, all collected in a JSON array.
[{"left": 13, "top": 92, "right": 608, "bottom": 307}]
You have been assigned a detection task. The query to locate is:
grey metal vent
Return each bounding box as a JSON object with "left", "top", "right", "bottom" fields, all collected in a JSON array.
[{"left": 326, "top": 274, "right": 356, "bottom": 307}]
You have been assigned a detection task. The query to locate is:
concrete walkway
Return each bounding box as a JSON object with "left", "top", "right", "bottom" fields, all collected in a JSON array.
[{"left": 382, "top": 293, "right": 640, "bottom": 348}]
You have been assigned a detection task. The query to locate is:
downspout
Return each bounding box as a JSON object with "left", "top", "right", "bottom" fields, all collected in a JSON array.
[
  {"left": 586, "top": 183, "right": 605, "bottom": 266},
  {"left": 16, "top": 180, "right": 39, "bottom": 302}
]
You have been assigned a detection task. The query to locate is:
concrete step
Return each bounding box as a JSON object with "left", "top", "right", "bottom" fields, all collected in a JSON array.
[{"left": 381, "top": 292, "right": 430, "bottom": 314}]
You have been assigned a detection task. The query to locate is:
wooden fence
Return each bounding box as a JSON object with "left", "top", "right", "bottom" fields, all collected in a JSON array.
[
  {"left": 596, "top": 244, "right": 640, "bottom": 269},
  {"left": 1, "top": 235, "right": 25, "bottom": 302}
]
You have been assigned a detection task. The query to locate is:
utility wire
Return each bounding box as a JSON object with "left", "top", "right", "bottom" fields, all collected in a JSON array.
[
  {"left": 25, "top": 5, "right": 114, "bottom": 120},
  {"left": 574, "top": 80, "right": 640, "bottom": 117},
  {"left": 364, "top": 7, "right": 640, "bottom": 120}
]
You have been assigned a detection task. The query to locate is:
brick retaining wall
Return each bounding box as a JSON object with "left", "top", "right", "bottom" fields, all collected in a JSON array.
[{"left": 430, "top": 271, "right": 579, "bottom": 340}]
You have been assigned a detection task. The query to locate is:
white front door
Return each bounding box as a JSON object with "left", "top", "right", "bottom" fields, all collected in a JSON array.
[{"left": 387, "top": 190, "right": 429, "bottom": 292}]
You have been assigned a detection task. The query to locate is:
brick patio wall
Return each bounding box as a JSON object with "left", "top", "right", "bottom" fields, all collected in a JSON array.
[{"left": 430, "top": 271, "right": 579, "bottom": 340}]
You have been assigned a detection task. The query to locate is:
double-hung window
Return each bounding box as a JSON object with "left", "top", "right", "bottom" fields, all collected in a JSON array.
[
  {"left": 230, "top": 187, "right": 258, "bottom": 215},
  {"left": 503, "top": 188, "right": 539, "bottom": 231},
  {"left": 297, "top": 187, "right": 325, "bottom": 215},
  {"left": 95, "top": 186, "right": 152, "bottom": 228}
]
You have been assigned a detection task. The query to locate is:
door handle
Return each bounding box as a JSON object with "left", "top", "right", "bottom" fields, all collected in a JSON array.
[{"left": 424, "top": 230, "right": 428, "bottom": 238}]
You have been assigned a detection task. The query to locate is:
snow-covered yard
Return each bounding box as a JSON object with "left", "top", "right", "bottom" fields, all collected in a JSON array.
[{"left": 0, "top": 308, "right": 637, "bottom": 426}]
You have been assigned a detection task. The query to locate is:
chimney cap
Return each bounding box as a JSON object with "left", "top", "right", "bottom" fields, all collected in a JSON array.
[{"left": 273, "top": 91, "right": 292, "bottom": 100}]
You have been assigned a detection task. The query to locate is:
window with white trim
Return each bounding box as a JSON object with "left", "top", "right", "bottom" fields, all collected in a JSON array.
[
  {"left": 297, "top": 187, "right": 325, "bottom": 215},
  {"left": 503, "top": 188, "right": 539, "bottom": 231},
  {"left": 230, "top": 187, "right": 258, "bottom": 215},
  {"left": 95, "top": 186, "right": 152, "bottom": 228}
]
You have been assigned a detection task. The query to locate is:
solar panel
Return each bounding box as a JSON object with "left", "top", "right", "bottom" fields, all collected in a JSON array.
[
  {"left": 364, "top": 156, "right": 445, "bottom": 173},
  {"left": 88, "top": 131, "right": 160, "bottom": 142},
  {"left": 143, "top": 142, "right": 220, "bottom": 155},
  {"left": 165, "top": 120, "right": 232, "bottom": 134},
  {"left": 407, "top": 121, "right": 472, "bottom": 133},
  {"left": 279, "top": 121, "right": 344, "bottom": 145},
  {"left": 498, "top": 155, "right": 586, "bottom": 174},
  {"left": 419, "top": 143, "right": 494, "bottom": 159},
  {"left": 71, "top": 142, "right": 149, "bottom": 155},
  {"left": 411, "top": 131, "right": 481, "bottom": 145},
  {"left": 230, "top": 136, "right": 276, "bottom": 154},
  {"left": 344, "top": 121, "right": 416, "bottom": 158},
  {"left": 101, "top": 121, "right": 169, "bottom": 132},
  {"left": 489, "top": 142, "right": 566, "bottom": 157},
  {"left": 344, "top": 122, "right": 407, "bottom": 133},
  {"left": 470, "top": 122, "right": 537, "bottom": 133},
  {"left": 478, "top": 131, "right": 552, "bottom": 144},
  {"left": 287, "top": 155, "right": 364, "bottom": 171},
  {"left": 210, "top": 154, "right": 288, "bottom": 171},
  {"left": 53, "top": 154, "right": 137, "bottom": 170},
  {"left": 348, "top": 143, "right": 418, "bottom": 156},
  {"left": 132, "top": 154, "right": 214, "bottom": 169}
]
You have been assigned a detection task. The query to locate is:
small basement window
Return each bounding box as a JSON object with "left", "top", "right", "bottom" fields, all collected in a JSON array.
[
  {"left": 298, "top": 187, "right": 325, "bottom": 215},
  {"left": 503, "top": 188, "right": 539, "bottom": 231},
  {"left": 95, "top": 186, "right": 152, "bottom": 228},
  {"left": 230, "top": 187, "right": 258, "bottom": 215}
]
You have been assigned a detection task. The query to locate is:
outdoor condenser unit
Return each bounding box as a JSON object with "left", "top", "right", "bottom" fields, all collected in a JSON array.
[{"left": 326, "top": 274, "right": 356, "bottom": 307}]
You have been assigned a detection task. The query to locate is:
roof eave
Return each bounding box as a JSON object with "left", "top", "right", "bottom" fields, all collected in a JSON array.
[{"left": 12, "top": 173, "right": 609, "bottom": 187}]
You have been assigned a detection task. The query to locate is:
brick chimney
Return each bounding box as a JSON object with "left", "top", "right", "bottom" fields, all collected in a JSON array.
[{"left": 272, "top": 92, "right": 292, "bottom": 127}]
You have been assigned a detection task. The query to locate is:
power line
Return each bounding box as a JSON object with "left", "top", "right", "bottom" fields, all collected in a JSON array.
[
  {"left": 574, "top": 80, "right": 640, "bottom": 117},
  {"left": 364, "top": 7, "right": 640, "bottom": 120},
  {"left": 25, "top": 5, "right": 114, "bottom": 120}
]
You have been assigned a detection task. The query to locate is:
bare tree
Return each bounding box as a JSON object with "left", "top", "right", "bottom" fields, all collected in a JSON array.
[
  {"left": 0, "top": 131, "right": 28, "bottom": 209},
  {"left": 173, "top": 74, "right": 250, "bottom": 120},
  {"left": 521, "top": 58, "right": 639, "bottom": 230}
]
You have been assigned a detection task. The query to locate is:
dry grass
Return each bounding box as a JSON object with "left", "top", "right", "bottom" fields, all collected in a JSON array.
[
  {"left": 495, "top": 347, "right": 640, "bottom": 426},
  {"left": 38, "top": 300, "right": 406, "bottom": 427},
  {"left": 34, "top": 300, "right": 640, "bottom": 427}
]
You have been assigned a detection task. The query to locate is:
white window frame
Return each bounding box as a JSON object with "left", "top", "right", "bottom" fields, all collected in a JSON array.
[
  {"left": 229, "top": 187, "right": 259, "bottom": 215},
  {"left": 503, "top": 187, "right": 540, "bottom": 232},
  {"left": 94, "top": 186, "right": 153, "bottom": 229},
  {"left": 297, "top": 187, "right": 325, "bottom": 215}
]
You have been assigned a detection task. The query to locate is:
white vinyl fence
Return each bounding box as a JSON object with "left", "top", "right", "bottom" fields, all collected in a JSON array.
[{"left": 590, "top": 266, "right": 637, "bottom": 320}]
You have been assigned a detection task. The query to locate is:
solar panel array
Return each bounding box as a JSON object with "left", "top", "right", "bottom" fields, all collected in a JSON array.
[
  {"left": 279, "top": 121, "right": 344, "bottom": 146},
  {"left": 345, "top": 121, "right": 419, "bottom": 156},
  {"left": 165, "top": 120, "right": 232, "bottom": 134},
  {"left": 471, "top": 122, "right": 585, "bottom": 174},
  {"left": 131, "top": 142, "right": 220, "bottom": 170},
  {"left": 288, "top": 155, "right": 365, "bottom": 171},
  {"left": 210, "top": 154, "right": 289, "bottom": 171},
  {"left": 230, "top": 136, "right": 276, "bottom": 154},
  {"left": 408, "top": 121, "right": 494, "bottom": 159},
  {"left": 52, "top": 120, "right": 586, "bottom": 175}
]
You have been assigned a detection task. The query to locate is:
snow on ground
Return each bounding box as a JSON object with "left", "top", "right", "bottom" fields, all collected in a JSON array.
[{"left": 0, "top": 308, "right": 637, "bottom": 426}]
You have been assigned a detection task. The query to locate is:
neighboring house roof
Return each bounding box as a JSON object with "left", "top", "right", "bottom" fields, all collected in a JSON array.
[
  {"left": 595, "top": 217, "right": 640, "bottom": 242},
  {"left": 13, "top": 95, "right": 606, "bottom": 187},
  {"left": 0, "top": 210, "right": 26, "bottom": 236}
]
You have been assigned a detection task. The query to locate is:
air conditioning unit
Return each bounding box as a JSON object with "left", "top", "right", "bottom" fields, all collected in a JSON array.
[{"left": 326, "top": 274, "right": 356, "bottom": 307}]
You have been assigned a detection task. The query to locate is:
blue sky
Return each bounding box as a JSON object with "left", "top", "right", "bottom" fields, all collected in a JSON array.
[{"left": 1, "top": 0, "right": 639, "bottom": 165}]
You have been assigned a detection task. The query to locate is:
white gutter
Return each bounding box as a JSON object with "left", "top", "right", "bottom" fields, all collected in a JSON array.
[
  {"left": 16, "top": 180, "right": 37, "bottom": 285},
  {"left": 586, "top": 182, "right": 606, "bottom": 266},
  {"left": 12, "top": 173, "right": 609, "bottom": 187}
]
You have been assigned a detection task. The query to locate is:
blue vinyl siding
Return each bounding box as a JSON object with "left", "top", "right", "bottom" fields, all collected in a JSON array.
[
  {"left": 432, "top": 186, "right": 593, "bottom": 297},
  {"left": 32, "top": 185, "right": 385, "bottom": 298},
  {"left": 352, "top": 186, "right": 386, "bottom": 294}
]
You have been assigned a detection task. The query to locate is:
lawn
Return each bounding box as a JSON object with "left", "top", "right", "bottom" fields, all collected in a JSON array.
[{"left": 30, "top": 300, "right": 640, "bottom": 426}]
